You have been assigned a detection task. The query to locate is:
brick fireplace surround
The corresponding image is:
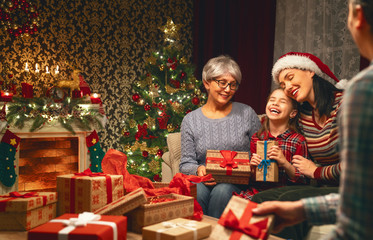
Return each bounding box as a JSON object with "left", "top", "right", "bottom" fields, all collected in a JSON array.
[{"left": 0, "top": 124, "right": 92, "bottom": 195}]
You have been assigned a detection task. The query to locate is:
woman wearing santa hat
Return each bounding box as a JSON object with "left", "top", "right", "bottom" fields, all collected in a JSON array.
[{"left": 252, "top": 52, "right": 347, "bottom": 239}]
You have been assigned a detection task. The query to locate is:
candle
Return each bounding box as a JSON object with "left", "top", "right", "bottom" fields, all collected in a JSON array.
[
  {"left": 55, "top": 65, "right": 59, "bottom": 75},
  {"left": 21, "top": 82, "right": 33, "bottom": 98},
  {"left": 1, "top": 90, "right": 13, "bottom": 102},
  {"left": 46, "top": 66, "right": 50, "bottom": 74},
  {"left": 90, "top": 93, "right": 101, "bottom": 104},
  {"left": 35, "top": 63, "right": 40, "bottom": 73},
  {"left": 25, "top": 62, "right": 29, "bottom": 72}
]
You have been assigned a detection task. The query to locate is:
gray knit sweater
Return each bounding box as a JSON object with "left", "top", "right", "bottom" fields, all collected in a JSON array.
[{"left": 179, "top": 102, "right": 261, "bottom": 175}]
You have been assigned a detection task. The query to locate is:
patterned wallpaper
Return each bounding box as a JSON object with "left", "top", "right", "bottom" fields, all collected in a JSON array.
[{"left": 0, "top": 0, "right": 194, "bottom": 151}]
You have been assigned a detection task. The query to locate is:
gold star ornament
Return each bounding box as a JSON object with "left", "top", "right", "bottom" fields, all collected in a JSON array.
[
  {"left": 10, "top": 138, "right": 17, "bottom": 146},
  {"left": 159, "top": 18, "right": 183, "bottom": 43}
]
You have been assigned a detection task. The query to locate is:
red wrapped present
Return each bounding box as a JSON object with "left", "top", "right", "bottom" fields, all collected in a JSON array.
[
  {"left": 0, "top": 191, "right": 57, "bottom": 230},
  {"left": 206, "top": 150, "right": 251, "bottom": 184},
  {"left": 255, "top": 141, "right": 279, "bottom": 182},
  {"left": 28, "top": 212, "right": 126, "bottom": 240},
  {"left": 57, "top": 170, "right": 124, "bottom": 216},
  {"left": 126, "top": 193, "right": 194, "bottom": 233},
  {"left": 94, "top": 187, "right": 147, "bottom": 216},
  {"left": 211, "top": 196, "right": 274, "bottom": 240}
]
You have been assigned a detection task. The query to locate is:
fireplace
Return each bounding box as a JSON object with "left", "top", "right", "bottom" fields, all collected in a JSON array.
[
  {"left": 0, "top": 125, "right": 92, "bottom": 194},
  {"left": 18, "top": 137, "right": 79, "bottom": 192}
]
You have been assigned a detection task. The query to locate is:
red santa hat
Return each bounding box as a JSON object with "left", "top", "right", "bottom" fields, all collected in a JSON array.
[{"left": 272, "top": 52, "right": 343, "bottom": 87}]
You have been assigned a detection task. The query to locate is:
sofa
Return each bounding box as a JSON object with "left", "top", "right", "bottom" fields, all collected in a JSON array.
[{"left": 161, "top": 132, "right": 336, "bottom": 240}]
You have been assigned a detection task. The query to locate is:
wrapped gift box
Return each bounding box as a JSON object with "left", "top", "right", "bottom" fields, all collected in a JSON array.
[
  {"left": 94, "top": 187, "right": 147, "bottom": 216},
  {"left": 57, "top": 173, "right": 124, "bottom": 215},
  {"left": 28, "top": 212, "right": 127, "bottom": 240},
  {"left": 206, "top": 150, "right": 251, "bottom": 184},
  {"left": 142, "top": 217, "right": 212, "bottom": 240},
  {"left": 255, "top": 141, "right": 279, "bottom": 182},
  {"left": 0, "top": 191, "right": 57, "bottom": 230},
  {"left": 153, "top": 182, "right": 197, "bottom": 198},
  {"left": 211, "top": 196, "right": 274, "bottom": 240},
  {"left": 126, "top": 193, "right": 194, "bottom": 233}
]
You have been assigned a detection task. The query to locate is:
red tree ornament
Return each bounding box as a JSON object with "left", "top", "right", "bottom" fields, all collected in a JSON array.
[
  {"left": 132, "top": 93, "right": 140, "bottom": 102},
  {"left": 144, "top": 104, "right": 151, "bottom": 111},
  {"left": 157, "top": 149, "right": 164, "bottom": 157},
  {"left": 192, "top": 97, "right": 200, "bottom": 105},
  {"left": 142, "top": 151, "right": 149, "bottom": 157},
  {"left": 180, "top": 71, "right": 186, "bottom": 79}
]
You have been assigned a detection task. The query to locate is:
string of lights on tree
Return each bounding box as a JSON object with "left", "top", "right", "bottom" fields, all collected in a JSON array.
[{"left": 120, "top": 18, "right": 207, "bottom": 181}]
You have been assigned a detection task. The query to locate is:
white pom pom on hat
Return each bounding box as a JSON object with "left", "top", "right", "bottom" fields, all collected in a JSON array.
[{"left": 272, "top": 52, "right": 342, "bottom": 87}]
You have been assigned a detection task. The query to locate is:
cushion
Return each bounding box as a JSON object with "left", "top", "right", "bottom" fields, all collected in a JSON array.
[{"left": 165, "top": 132, "right": 181, "bottom": 176}]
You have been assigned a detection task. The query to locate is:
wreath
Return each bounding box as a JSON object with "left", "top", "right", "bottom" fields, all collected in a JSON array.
[{"left": 0, "top": 0, "right": 40, "bottom": 38}]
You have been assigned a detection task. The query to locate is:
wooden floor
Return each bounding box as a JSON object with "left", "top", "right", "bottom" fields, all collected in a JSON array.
[{"left": 0, "top": 216, "right": 284, "bottom": 240}]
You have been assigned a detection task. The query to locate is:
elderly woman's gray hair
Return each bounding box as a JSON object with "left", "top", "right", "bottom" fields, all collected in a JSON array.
[{"left": 202, "top": 55, "right": 242, "bottom": 84}]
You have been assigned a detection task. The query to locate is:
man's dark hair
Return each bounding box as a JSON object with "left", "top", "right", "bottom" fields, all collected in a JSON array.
[{"left": 351, "top": 0, "right": 373, "bottom": 33}]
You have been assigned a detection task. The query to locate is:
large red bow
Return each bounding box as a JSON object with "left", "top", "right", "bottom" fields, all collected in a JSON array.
[
  {"left": 218, "top": 200, "right": 269, "bottom": 240},
  {"left": 219, "top": 150, "right": 238, "bottom": 175}
]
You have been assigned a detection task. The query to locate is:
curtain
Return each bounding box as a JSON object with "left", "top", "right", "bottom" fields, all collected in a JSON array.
[
  {"left": 273, "top": 0, "right": 360, "bottom": 85},
  {"left": 192, "top": 0, "right": 277, "bottom": 114}
]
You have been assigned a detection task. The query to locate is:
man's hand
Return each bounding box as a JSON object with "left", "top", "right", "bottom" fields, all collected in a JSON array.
[
  {"left": 197, "top": 165, "right": 216, "bottom": 186},
  {"left": 252, "top": 200, "right": 307, "bottom": 233}
]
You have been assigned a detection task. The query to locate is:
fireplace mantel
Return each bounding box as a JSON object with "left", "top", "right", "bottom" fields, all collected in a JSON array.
[{"left": 0, "top": 103, "right": 104, "bottom": 194}]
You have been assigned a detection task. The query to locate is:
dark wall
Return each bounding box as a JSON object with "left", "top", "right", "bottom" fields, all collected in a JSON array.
[
  {"left": 0, "top": 0, "right": 194, "bottom": 151},
  {"left": 193, "top": 0, "right": 277, "bottom": 114}
]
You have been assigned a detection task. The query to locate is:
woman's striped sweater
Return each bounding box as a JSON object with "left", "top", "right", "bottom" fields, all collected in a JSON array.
[{"left": 300, "top": 91, "right": 343, "bottom": 183}]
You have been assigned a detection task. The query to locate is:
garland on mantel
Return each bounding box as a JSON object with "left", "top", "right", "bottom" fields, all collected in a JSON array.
[{"left": 5, "top": 97, "right": 104, "bottom": 134}]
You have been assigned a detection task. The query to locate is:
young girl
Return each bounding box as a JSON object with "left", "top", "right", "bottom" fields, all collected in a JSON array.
[{"left": 238, "top": 88, "right": 309, "bottom": 199}]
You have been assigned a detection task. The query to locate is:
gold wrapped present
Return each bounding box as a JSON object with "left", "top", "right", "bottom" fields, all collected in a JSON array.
[
  {"left": 0, "top": 191, "right": 57, "bottom": 230},
  {"left": 206, "top": 150, "right": 251, "bottom": 184},
  {"left": 255, "top": 141, "right": 279, "bottom": 182},
  {"left": 94, "top": 187, "right": 147, "bottom": 216},
  {"left": 57, "top": 171, "right": 124, "bottom": 215},
  {"left": 142, "top": 217, "right": 212, "bottom": 240},
  {"left": 126, "top": 193, "right": 194, "bottom": 233}
]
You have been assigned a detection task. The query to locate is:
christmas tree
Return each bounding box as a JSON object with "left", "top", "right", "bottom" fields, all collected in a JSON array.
[{"left": 120, "top": 19, "right": 207, "bottom": 181}]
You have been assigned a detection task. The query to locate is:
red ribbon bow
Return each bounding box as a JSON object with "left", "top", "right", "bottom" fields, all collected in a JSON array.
[
  {"left": 218, "top": 200, "right": 269, "bottom": 240},
  {"left": 9, "top": 191, "right": 38, "bottom": 198},
  {"left": 74, "top": 168, "right": 106, "bottom": 177},
  {"left": 135, "top": 124, "right": 157, "bottom": 139},
  {"left": 219, "top": 150, "right": 238, "bottom": 175},
  {"left": 0, "top": 191, "right": 46, "bottom": 212},
  {"left": 136, "top": 124, "right": 148, "bottom": 138}
]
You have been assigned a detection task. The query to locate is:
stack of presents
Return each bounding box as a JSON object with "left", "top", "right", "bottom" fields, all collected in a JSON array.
[{"left": 0, "top": 141, "right": 278, "bottom": 240}]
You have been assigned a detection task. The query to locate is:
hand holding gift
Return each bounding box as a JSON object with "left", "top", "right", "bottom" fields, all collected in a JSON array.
[
  {"left": 255, "top": 141, "right": 279, "bottom": 182},
  {"left": 197, "top": 165, "right": 216, "bottom": 186},
  {"left": 211, "top": 196, "right": 274, "bottom": 240}
]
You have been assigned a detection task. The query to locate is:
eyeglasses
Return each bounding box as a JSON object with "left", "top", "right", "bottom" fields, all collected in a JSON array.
[{"left": 213, "top": 79, "right": 239, "bottom": 90}]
